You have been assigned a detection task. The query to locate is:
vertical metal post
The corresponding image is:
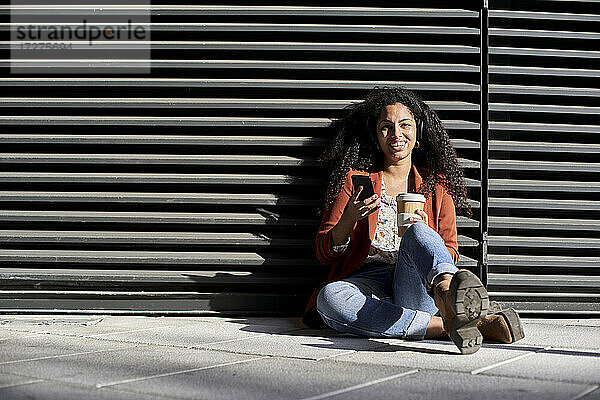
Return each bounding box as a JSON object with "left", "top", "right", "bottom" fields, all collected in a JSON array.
[{"left": 479, "top": 0, "right": 489, "bottom": 287}]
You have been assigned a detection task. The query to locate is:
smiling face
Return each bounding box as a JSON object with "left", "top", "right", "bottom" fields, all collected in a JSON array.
[{"left": 375, "top": 102, "right": 417, "bottom": 165}]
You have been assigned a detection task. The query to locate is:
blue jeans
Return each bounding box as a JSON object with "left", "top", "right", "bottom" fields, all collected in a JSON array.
[{"left": 316, "top": 222, "right": 458, "bottom": 340}]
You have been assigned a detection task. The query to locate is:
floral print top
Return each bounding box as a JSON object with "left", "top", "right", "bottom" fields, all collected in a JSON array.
[{"left": 362, "top": 179, "right": 400, "bottom": 265}]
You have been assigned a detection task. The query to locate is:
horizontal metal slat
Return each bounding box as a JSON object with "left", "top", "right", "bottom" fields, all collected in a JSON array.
[
  {"left": 0, "top": 22, "right": 481, "bottom": 35},
  {"left": 488, "top": 273, "right": 600, "bottom": 289},
  {"left": 489, "top": 10, "right": 600, "bottom": 22},
  {"left": 0, "top": 268, "right": 318, "bottom": 285},
  {"left": 490, "top": 179, "right": 600, "bottom": 192},
  {"left": 0, "top": 98, "right": 481, "bottom": 111},
  {"left": 2, "top": 41, "right": 481, "bottom": 54},
  {"left": 0, "top": 78, "right": 481, "bottom": 91},
  {"left": 490, "top": 121, "right": 600, "bottom": 134},
  {"left": 490, "top": 84, "right": 600, "bottom": 97},
  {"left": 0, "top": 291, "right": 307, "bottom": 314},
  {"left": 456, "top": 217, "right": 479, "bottom": 228},
  {"left": 490, "top": 140, "right": 600, "bottom": 153},
  {"left": 0, "top": 116, "right": 331, "bottom": 128},
  {"left": 490, "top": 47, "right": 600, "bottom": 59},
  {"left": 0, "top": 116, "right": 479, "bottom": 129},
  {"left": 490, "top": 103, "right": 600, "bottom": 115},
  {"left": 0, "top": 154, "right": 317, "bottom": 167},
  {"left": 488, "top": 301, "right": 600, "bottom": 314},
  {"left": 0, "top": 192, "right": 312, "bottom": 206},
  {"left": 0, "top": 135, "right": 324, "bottom": 146},
  {"left": 0, "top": 135, "right": 478, "bottom": 150},
  {"left": 0, "top": 172, "right": 317, "bottom": 185},
  {"left": 458, "top": 159, "right": 480, "bottom": 169},
  {"left": 489, "top": 160, "right": 600, "bottom": 173},
  {"left": 0, "top": 211, "right": 314, "bottom": 226},
  {"left": 472, "top": 198, "right": 493, "bottom": 209},
  {"left": 488, "top": 254, "right": 600, "bottom": 268},
  {"left": 0, "top": 154, "right": 479, "bottom": 169},
  {"left": 3, "top": 59, "right": 481, "bottom": 73},
  {"left": 490, "top": 65, "right": 600, "bottom": 78},
  {"left": 0, "top": 173, "right": 478, "bottom": 187},
  {"left": 490, "top": 28, "right": 600, "bottom": 40},
  {"left": 0, "top": 230, "right": 310, "bottom": 247},
  {"left": 0, "top": 230, "right": 478, "bottom": 248},
  {"left": 0, "top": 249, "right": 312, "bottom": 265},
  {"left": 489, "top": 216, "right": 600, "bottom": 231},
  {"left": 0, "top": 191, "right": 480, "bottom": 211},
  {"left": 457, "top": 235, "right": 479, "bottom": 247},
  {"left": 458, "top": 255, "right": 477, "bottom": 267},
  {"left": 492, "top": 293, "right": 600, "bottom": 299},
  {"left": 0, "top": 249, "right": 476, "bottom": 267},
  {"left": 451, "top": 139, "right": 480, "bottom": 149},
  {"left": 0, "top": 210, "right": 477, "bottom": 228},
  {"left": 0, "top": 6, "right": 479, "bottom": 17},
  {"left": 488, "top": 236, "right": 600, "bottom": 249},
  {"left": 489, "top": 197, "right": 600, "bottom": 211}
]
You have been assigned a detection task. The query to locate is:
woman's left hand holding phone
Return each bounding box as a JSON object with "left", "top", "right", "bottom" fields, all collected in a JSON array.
[
  {"left": 331, "top": 186, "right": 380, "bottom": 246},
  {"left": 345, "top": 186, "right": 380, "bottom": 222}
]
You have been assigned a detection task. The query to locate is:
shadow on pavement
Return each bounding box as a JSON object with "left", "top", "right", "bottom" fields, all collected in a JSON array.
[{"left": 225, "top": 318, "right": 457, "bottom": 355}]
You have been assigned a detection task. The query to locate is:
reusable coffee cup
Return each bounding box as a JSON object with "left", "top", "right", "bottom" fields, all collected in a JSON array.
[{"left": 397, "top": 193, "right": 427, "bottom": 237}]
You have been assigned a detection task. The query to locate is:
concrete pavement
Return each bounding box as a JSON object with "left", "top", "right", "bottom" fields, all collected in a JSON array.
[{"left": 0, "top": 315, "right": 598, "bottom": 399}]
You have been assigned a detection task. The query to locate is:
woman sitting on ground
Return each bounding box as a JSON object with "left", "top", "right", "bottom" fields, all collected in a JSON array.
[{"left": 303, "top": 87, "right": 523, "bottom": 354}]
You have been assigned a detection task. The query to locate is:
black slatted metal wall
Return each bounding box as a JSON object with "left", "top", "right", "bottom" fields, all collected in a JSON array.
[
  {"left": 0, "top": 3, "right": 482, "bottom": 314},
  {"left": 486, "top": 0, "right": 600, "bottom": 314}
]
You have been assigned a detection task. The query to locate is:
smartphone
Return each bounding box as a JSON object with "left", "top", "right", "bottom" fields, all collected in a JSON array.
[{"left": 351, "top": 175, "right": 375, "bottom": 201}]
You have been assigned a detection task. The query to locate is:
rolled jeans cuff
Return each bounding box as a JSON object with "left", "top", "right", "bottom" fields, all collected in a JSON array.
[
  {"left": 426, "top": 262, "right": 458, "bottom": 288},
  {"left": 405, "top": 310, "right": 432, "bottom": 340}
]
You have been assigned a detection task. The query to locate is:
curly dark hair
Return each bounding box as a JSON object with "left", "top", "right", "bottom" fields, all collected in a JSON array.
[{"left": 319, "top": 86, "right": 472, "bottom": 217}]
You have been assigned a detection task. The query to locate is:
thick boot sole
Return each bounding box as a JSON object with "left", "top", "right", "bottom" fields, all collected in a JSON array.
[
  {"left": 448, "top": 270, "right": 489, "bottom": 355},
  {"left": 497, "top": 308, "right": 525, "bottom": 343},
  {"left": 448, "top": 320, "right": 483, "bottom": 355}
]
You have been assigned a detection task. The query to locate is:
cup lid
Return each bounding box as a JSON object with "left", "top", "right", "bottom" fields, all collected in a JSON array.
[{"left": 396, "top": 193, "right": 426, "bottom": 203}]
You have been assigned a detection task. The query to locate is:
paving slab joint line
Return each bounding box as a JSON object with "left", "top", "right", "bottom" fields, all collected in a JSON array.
[
  {"left": 0, "top": 325, "right": 260, "bottom": 352},
  {"left": 0, "top": 326, "right": 49, "bottom": 334},
  {"left": 1, "top": 327, "right": 303, "bottom": 359},
  {"left": 299, "top": 369, "right": 420, "bottom": 400},
  {"left": 0, "top": 327, "right": 192, "bottom": 351},
  {"left": 191, "top": 332, "right": 271, "bottom": 346},
  {"left": 95, "top": 355, "right": 270, "bottom": 388},
  {"left": 275, "top": 327, "right": 312, "bottom": 334},
  {"left": 87, "top": 333, "right": 276, "bottom": 354},
  {"left": 98, "top": 386, "right": 185, "bottom": 400},
  {"left": 0, "top": 333, "right": 45, "bottom": 341},
  {"left": 565, "top": 323, "right": 600, "bottom": 329},
  {"left": 1, "top": 324, "right": 307, "bottom": 352},
  {"left": 0, "top": 345, "right": 137, "bottom": 365},
  {"left": 0, "top": 326, "right": 117, "bottom": 340},
  {"left": 0, "top": 378, "right": 44, "bottom": 390},
  {"left": 186, "top": 344, "right": 339, "bottom": 361},
  {"left": 570, "top": 385, "right": 600, "bottom": 400},
  {"left": 84, "top": 325, "right": 180, "bottom": 337},
  {"left": 470, "top": 346, "right": 552, "bottom": 375},
  {"left": 546, "top": 346, "right": 600, "bottom": 356},
  {"left": 315, "top": 349, "right": 357, "bottom": 361}
]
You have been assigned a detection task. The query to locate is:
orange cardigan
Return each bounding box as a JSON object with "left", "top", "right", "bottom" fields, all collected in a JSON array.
[{"left": 304, "top": 164, "right": 460, "bottom": 322}]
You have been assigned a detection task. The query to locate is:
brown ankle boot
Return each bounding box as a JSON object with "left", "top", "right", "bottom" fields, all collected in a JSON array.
[
  {"left": 477, "top": 308, "right": 525, "bottom": 344},
  {"left": 433, "top": 269, "right": 489, "bottom": 355}
]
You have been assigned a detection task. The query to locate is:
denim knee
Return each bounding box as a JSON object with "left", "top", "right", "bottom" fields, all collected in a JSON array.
[
  {"left": 316, "top": 280, "right": 356, "bottom": 319},
  {"left": 401, "top": 222, "right": 444, "bottom": 250},
  {"left": 400, "top": 222, "right": 456, "bottom": 284},
  {"left": 404, "top": 221, "right": 437, "bottom": 241}
]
